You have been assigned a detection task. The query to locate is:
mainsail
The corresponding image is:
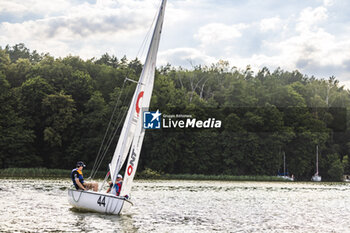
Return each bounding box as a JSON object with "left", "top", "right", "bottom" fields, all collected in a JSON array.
[{"left": 110, "top": 0, "right": 167, "bottom": 195}]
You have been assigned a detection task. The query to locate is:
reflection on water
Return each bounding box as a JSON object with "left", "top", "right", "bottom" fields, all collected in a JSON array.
[{"left": 0, "top": 179, "right": 349, "bottom": 232}]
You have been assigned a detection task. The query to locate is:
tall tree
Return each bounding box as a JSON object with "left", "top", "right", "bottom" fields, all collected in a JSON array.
[{"left": 0, "top": 73, "right": 37, "bottom": 168}]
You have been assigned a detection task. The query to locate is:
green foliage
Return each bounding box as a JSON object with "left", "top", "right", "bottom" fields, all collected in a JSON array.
[
  {"left": 342, "top": 155, "right": 350, "bottom": 174},
  {"left": 0, "top": 167, "right": 70, "bottom": 178},
  {"left": 0, "top": 167, "right": 105, "bottom": 178},
  {"left": 3, "top": 44, "right": 43, "bottom": 66},
  {"left": 0, "top": 72, "right": 37, "bottom": 168},
  {"left": 1, "top": 44, "right": 350, "bottom": 181},
  {"left": 160, "top": 173, "right": 287, "bottom": 181},
  {"left": 42, "top": 92, "right": 76, "bottom": 147},
  {"left": 136, "top": 167, "right": 162, "bottom": 179},
  {"left": 0, "top": 167, "right": 285, "bottom": 181},
  {"left": 0, "top": 49, "right": 10, "bottom": 73},
  {"left": 6, "top": 58, "right": 33, "bottom": 87},
  {"left": 19, "top": 76, "right": 55, "bottom": 126},
  {"left": 327, "top": 159, "right": 344, "bottom": 181}
]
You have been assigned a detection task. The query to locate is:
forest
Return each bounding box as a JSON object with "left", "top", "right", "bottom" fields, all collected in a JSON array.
[{"left": 0, "top": 43, "right": 349, "bottom": 181}]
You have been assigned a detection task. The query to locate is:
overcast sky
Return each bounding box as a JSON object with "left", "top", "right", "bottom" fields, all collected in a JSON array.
[{"left": 1, "top": 0, "right": 350, "bottom": 88}]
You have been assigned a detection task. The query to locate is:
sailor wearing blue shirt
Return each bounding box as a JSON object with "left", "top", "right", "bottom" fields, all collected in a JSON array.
[{"left": 71, "top": 161, "right": 98, "bottom": 191}]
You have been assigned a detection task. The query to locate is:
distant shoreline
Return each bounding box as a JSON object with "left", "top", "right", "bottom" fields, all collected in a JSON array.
[{"left": 0, "top": 167, "right": 297, "bottom": 182}]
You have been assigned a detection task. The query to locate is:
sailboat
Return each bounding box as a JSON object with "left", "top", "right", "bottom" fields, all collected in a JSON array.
[
  {"left": 311, "top": 145, "right": 321, "bottom": 182},
  {"left": 67, "top": 0, "right": 167, "bottom": 214},
  {"left": 277, "top": 151, "right": 294, "bottom": 181}
]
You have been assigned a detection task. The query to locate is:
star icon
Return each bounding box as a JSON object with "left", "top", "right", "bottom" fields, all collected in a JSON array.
[{"left": 150, "top": 110, "right": 161, "bottom": 122}]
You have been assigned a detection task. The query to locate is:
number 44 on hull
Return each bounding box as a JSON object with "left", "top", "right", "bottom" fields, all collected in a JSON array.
[{"left": 68, "top": 189, "right": 133, "bottom": 215}]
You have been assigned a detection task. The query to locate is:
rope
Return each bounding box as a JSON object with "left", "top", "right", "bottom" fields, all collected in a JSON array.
[
  {"left": 136, "top": 0, "right": 160, "bottom": 61},
  {"left": 89, "top": 80, "right": 126, "bottom": 178},
  {"left": 99, "top": 171, "right": 110, "bottom": 192},
  {"left": 89, "top": 80, "right": 132, "bottom": 179},
  {"left": 91, "top": 85, "right": 132, "bottom": 179},
  {"left": 69, "top": 189, "right": 84, "bottom": 203}
]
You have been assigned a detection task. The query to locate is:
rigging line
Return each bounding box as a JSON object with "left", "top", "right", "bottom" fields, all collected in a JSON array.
[
  {"left": 91, "top": 82, "right": 134, "bottom": 179},
  {"left": 99, "top": 86, "right": 131, "bottom": 164},
  {"left": 95, "top": 81, "right": 133, "bottom": 166},
  {"left": 91, "top": 107, "right": 125, "bottom": 179},
  {"left": 136, "top": 0, "right": 160, "bottom": 62},
  {"left": 90, "top": 76, "right": 135, "bottom": 178},
  {"left": 98, "top": 171, "right": 110, "bottom": 192},
  {"left": 90, "top": 79, "right": 133, "bottom": 179},
  {"left": 125, "top": 77, "right": 145, "bottom": 85},
  {"left": 91, "top": 106, "right": 129, "bottom": 179},
  {"left": 89, "top": 80, "right": 127, "bottom": 179},
  {"left": 91, "top": 103, "right": 126, "bottom": 179},
  {"left": 91, "top": 66, "right": 136, "bottom": 179},
  {"left": 92, "top": 103, "right": 127, "bottom": 177},
  {"left": 90, "top": 81, "right": 126, "bottom": 177}
]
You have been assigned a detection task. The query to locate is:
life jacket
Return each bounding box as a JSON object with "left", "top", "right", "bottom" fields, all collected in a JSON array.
[
  {"left": 71, "top": 168, "right": 84, "bottom": 189},
  {"left": 116, "top": 181, "right": 122, "bottom": 196},
  {"left": 110, "top": 181, "right": 122, "bottom": 196}
]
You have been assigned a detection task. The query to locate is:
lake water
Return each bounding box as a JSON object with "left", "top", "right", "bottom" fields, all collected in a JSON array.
[{"left": 0, "top": 179, "right": 349, "bottom": 232}]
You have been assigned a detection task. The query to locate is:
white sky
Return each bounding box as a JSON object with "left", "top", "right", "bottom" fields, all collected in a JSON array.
[{"left": 1, "top": 0, "right": 350, "bottom": 88}]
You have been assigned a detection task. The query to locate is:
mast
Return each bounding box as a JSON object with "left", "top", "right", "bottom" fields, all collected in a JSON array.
[
  {"left": 283, "top": 151, "right": 286, "bottom": 176},
  {"left": 316, "top": 145, "right": 319, "bottom": 175},
  {"left": 120, "top": 0, "right": 167, "bottom": 197},
  {"left": 109, "top": 0, "right": 167, "bottom": 186}
]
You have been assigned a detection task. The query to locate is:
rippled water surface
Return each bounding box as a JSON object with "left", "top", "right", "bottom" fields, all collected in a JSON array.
[{"left": 0, "top": 179, "right": 349, "bottom": 232}]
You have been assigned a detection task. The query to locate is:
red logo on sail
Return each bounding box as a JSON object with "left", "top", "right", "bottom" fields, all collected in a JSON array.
[
  {"left": 127, "top": 149, "right": 137, "bottom": 176},
  {"left": 136, "top": 91, "right": 144, "bottom": 115},
  {"left": 127, "top": 165, "right": 133, "bottom": 176}
]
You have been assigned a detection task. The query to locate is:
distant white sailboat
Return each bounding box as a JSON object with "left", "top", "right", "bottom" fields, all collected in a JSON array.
[
  {"left": 277, "top": 151, "right": 294, "bottom": 181},
  {"left": 67, "top": 0, "right": 167, "bottom": 214},
  {"left": 311, "top": 145, "right": 321, "bottom": 182}
]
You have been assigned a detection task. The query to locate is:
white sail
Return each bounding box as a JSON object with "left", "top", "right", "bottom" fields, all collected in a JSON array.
[
  {"left": 120, "top": 0, "right": 167, "bottom": 196},
  {"left": 110, "top": 0, "right": 167, "bottom": 185},
  {"left": 109, "top": 86, "right": 140, "bottom": 184}
]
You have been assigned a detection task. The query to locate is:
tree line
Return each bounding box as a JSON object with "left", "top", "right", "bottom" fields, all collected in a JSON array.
[{"left": 0, "top": 43, "right": 349, "bottom": 181}]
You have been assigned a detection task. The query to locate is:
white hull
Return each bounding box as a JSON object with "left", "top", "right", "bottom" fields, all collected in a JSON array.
[
  {"left": 311, "top": 175, "right": 321, "bottom": 182},
  {"left": 278, "top": 176, "right": 294, "bottom": 181},
  {"left": 67, "top": 189, "right": 132, "bottom": 215}
]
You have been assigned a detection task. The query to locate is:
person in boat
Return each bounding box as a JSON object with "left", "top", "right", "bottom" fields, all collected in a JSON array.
[
  {"left": 71, "top": 161, "right": 98, "bottom": 191},
  {"left": 107, "top": 174, "right": 123, "bottom": 196}
]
